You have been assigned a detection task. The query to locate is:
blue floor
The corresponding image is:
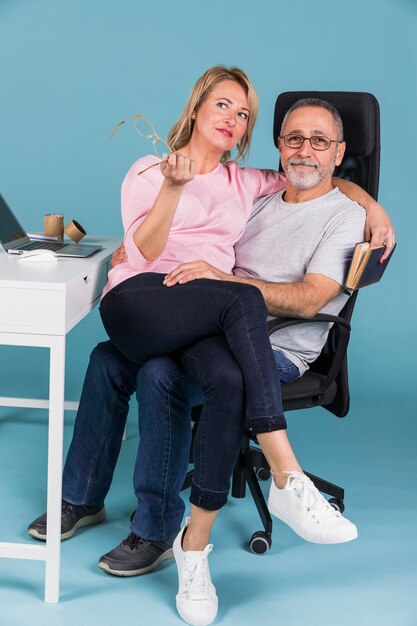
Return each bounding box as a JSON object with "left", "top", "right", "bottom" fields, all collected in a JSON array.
[{"left": 0, "top": 392, "right": 416, "bottom": 626}]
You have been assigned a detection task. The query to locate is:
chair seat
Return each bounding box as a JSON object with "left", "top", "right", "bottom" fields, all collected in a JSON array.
[{"left": 281, "top": 371, "right": 337, "bottom": 409}]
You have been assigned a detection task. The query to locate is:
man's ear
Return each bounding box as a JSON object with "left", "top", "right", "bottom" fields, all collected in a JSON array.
[
  {"left": 335, "top": 140, "right": 346, "bottom": 166},
  {"left": 277, "top": 136, "right": 283, "bottom": 152}
]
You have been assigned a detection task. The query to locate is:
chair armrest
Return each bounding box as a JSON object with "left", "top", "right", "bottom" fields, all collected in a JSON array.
[
  {"left": 267, "top": 313, "right": 352, "bottom": 402},
  {"left": 267, "top": 313, "right": 351, "bottom": 334}
]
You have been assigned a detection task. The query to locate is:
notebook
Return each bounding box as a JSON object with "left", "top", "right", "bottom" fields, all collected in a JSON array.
[{"left": 0, "top": 192, "right": 102, "bottom": 258}]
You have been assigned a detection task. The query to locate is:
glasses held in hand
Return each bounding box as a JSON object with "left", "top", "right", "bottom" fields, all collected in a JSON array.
[{"left": 109, "top": 114, "right": 171, "bottom": 175}]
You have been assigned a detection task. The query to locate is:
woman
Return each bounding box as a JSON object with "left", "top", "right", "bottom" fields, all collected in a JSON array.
[
  {"left": 101, "top": 66, "right": 289, "bottom": 436},
  {"left": 101, "top": 66, "right": 392, "bottom": 626}
]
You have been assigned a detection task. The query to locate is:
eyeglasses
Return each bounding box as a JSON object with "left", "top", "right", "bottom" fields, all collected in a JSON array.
[
  {"left": 279, "top": 134, "right": 341, "bottom": 151},
  {"left": 109, "top": 114, "right": 171, "bottom": 175}
]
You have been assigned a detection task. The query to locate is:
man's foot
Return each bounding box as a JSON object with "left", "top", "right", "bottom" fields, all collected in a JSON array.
[
  {"left": 28, "top": 501, "right": 106, "bottom": 541},
  {"left": 173, "top": 521, "right": 218, "bottom": 626},
  {"left": 268, "top": 471, "right": 358, "bottom": 544},
  {"left": 98, "top": 532, "right": 175, "bottom": 576}
]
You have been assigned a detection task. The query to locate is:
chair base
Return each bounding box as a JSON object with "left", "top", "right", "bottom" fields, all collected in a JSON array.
[
  {"left": 181, "top": 437, "right": 345, "bottom": 552},
  {"left": 231, "top": 442, "right": 345, "bottom": 546}
]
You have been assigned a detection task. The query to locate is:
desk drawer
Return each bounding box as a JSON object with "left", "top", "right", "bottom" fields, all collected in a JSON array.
[
  {"left": 66, "top": 261, "right": 109, "bottom": 330},
  {"left": 0, "top": 261, "right": 109, "bottom": 335},
  {"left": 0, "top": 286, "right": 66, "bottom": 333},
  {"left": 81, "top": 261, "right": 109, "bottom": 304}
]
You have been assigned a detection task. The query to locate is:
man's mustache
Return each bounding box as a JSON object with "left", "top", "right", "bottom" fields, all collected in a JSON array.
[{"left": 287, "top": 158, "right": 319, "bottom": 168}]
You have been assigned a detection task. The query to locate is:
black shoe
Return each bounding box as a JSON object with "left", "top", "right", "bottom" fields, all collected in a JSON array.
[
  {"left": 98, "top": 532, "right": 175, "bottom": 576},
  {"left": 28, "top": 500, "right": 106, "bottom": 541}
]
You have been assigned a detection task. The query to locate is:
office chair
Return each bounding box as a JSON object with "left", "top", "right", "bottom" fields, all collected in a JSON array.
[{"left": 183, "top": 91, "right": 381, "bottom": 554}]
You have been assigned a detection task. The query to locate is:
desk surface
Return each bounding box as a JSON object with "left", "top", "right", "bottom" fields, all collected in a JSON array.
[
  {"left": 0, "top": 236, "right": 121, "bottom": 335},
  {"left": 0, "top": 236, "right": 120, "bottom": 289}
]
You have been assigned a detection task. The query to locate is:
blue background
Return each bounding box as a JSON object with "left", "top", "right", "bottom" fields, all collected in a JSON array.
[
  {"left": 0, "top": 1, "right": 416, "bottom": 625},
  {"left": 0, "top": 0, "right": 415, "bottom": 400},
  {"left": 1, "top": 0, "right": 416, "bottom": 401}
]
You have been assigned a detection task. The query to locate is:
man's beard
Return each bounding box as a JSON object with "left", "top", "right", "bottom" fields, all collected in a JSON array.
[{"left": 283, "top": 157, "right": 336, "bottom": 190}]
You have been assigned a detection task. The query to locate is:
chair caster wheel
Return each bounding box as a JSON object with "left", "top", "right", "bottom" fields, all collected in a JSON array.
[
  {"left": 328, "top": 498, "right": 345, "bottom": 513},
  {"left": 249, "top": 531, "right": 271, "bottom": 555},
  {"left": 255, "top": 467, "right": 271, "bottom": 481}
]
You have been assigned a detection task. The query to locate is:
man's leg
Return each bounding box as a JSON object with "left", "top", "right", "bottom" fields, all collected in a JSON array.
[
  {"left": 133, "top": 357, "right": 201, "bottom": 540},
  {"left": 98, "top": 356, "right": 202, "bottom": 576},
  {"left": 28, "top": 341, "right": 139, "bottom": 540}
]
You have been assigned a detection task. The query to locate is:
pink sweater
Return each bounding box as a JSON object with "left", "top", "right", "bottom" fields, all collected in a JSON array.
[{"left": 102, "top": 155, "right": 286, "bottom": 297}]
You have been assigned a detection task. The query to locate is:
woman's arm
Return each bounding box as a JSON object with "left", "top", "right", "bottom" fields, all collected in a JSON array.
[
  {"left": 333, "top": 178, "right": 395, "bottom": 261},
  {"left": 133, "top": 153, "right": 196, "bottom": 261}
]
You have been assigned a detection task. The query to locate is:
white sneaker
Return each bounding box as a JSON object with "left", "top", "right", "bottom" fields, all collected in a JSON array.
[
  {"left": 173, "top": 521, "right": 218, "bottom": 626},
  {"left": 268, "top": 471, "right": 358, "bottom": 544}
]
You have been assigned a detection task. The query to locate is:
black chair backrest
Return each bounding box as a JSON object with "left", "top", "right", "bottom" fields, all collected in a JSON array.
[
  {"left": 273, "top": 91, "right": 381, "bottom": 417},
  {"left": 310, "top": 291, "right": 358, "bottom": 417},
  {"left": 273, "top": 91, "right": 380, "bottom": 200}
]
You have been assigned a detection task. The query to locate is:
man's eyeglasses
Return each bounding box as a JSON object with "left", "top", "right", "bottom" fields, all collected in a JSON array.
[
  {"left": 279, "top": 134, "right": 341, "bottom": 151},
  {"left": 109, "top": 114, "right": 171, "bottom": 175}
]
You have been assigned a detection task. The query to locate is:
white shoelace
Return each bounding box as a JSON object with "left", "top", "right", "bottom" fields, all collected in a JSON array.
[
  {"left": 283, "top": 471, "right": 341, "bottom": 524},
  {"left": 181, "top": 544, "right": 215, "bottom": 600}
]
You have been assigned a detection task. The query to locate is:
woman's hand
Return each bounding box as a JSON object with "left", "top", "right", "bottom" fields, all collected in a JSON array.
[
  {"left": 160, "top": 152, "right": 196, "bottom": 188},
  {"left": 111, "top": 244, "right": 127, "bottom": 268},
  {"left": 163, "top": 260, "right": 231, "bottom": 286},
  {"left": 133, "top": 153, "right": 196, "bottom": 261},
  {"left": 364, "top": 203, "right": 396, "bottom": 261}
]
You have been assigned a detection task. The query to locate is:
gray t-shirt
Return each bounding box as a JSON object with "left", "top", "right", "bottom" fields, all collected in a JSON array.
[{"left": 233, "top": 187, "right": 366, "bottom": 376}]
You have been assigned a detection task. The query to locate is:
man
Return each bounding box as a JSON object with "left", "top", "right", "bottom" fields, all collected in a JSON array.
[{"left": 28, "top": 100, "right": 393, "bottom": 601}]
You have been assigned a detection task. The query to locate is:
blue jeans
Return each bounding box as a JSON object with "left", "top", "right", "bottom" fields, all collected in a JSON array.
[
  {"left": 62, "top": 342, "right": 189, "bottom": 541},
  {"left": 62, "top": 339, "right": 299, "bottom": 540},
  {"left": 100, "top": 274, "right": 285, "bottom": 432}
]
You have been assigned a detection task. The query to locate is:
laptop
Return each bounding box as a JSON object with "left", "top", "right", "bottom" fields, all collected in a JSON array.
[{"left": 0, "top": 192, "right": 103, "bottom": 258}]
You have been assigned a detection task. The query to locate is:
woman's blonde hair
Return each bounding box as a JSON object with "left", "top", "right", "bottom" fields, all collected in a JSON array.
[{"left": 167, "top": 65, "right": 259, "bottom": 164}]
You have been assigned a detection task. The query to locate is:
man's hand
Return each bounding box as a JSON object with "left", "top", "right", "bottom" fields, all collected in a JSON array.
[
  {"left": 163, "top": 260, "right": 231, "bottom": 286},
  {"left": 364, "top": 203, "right": 396, "bottom": 261},
  {"left": 111, "top": 244, "right": 127, "bottom": 268}
]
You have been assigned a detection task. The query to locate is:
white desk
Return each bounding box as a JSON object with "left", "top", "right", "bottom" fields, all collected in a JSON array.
[{"left": 0, "top": 236, "right": 120, "bottom": 602}]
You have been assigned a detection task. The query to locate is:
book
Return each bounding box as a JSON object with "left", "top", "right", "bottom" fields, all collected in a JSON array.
[{"left": 345, "top": 242, "right": 396, "bottom": 290}]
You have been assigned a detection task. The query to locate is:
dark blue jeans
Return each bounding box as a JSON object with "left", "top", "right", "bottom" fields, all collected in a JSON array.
[
  {"left": 62, "top": 339, "right": 299, "bottom": 541},
  {"left": 63, "top": 341, "right": 190, "bottom": 541},
  {"left": 100, "top": 273, "right": 285, "bottom": 432}
]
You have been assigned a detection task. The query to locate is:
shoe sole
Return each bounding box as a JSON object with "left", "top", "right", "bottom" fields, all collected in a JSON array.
[
  {"left": 28, "top": 508, "right": 107, "bottom": 541},
  {"left": 268, "top": 500, "right": 358, "bottom": 544},
  {"left": 98, "top": 548, "right": 174, "bottom": 576}
]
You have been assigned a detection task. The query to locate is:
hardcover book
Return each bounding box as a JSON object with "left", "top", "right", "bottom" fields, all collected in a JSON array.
[{"left": 345, "top": 242, "right": 396, "bottom": 290}]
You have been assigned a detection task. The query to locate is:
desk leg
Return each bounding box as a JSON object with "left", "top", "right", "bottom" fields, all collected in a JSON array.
[{"left": 44, "top": 335, "right": 66, "bottom": 603}]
